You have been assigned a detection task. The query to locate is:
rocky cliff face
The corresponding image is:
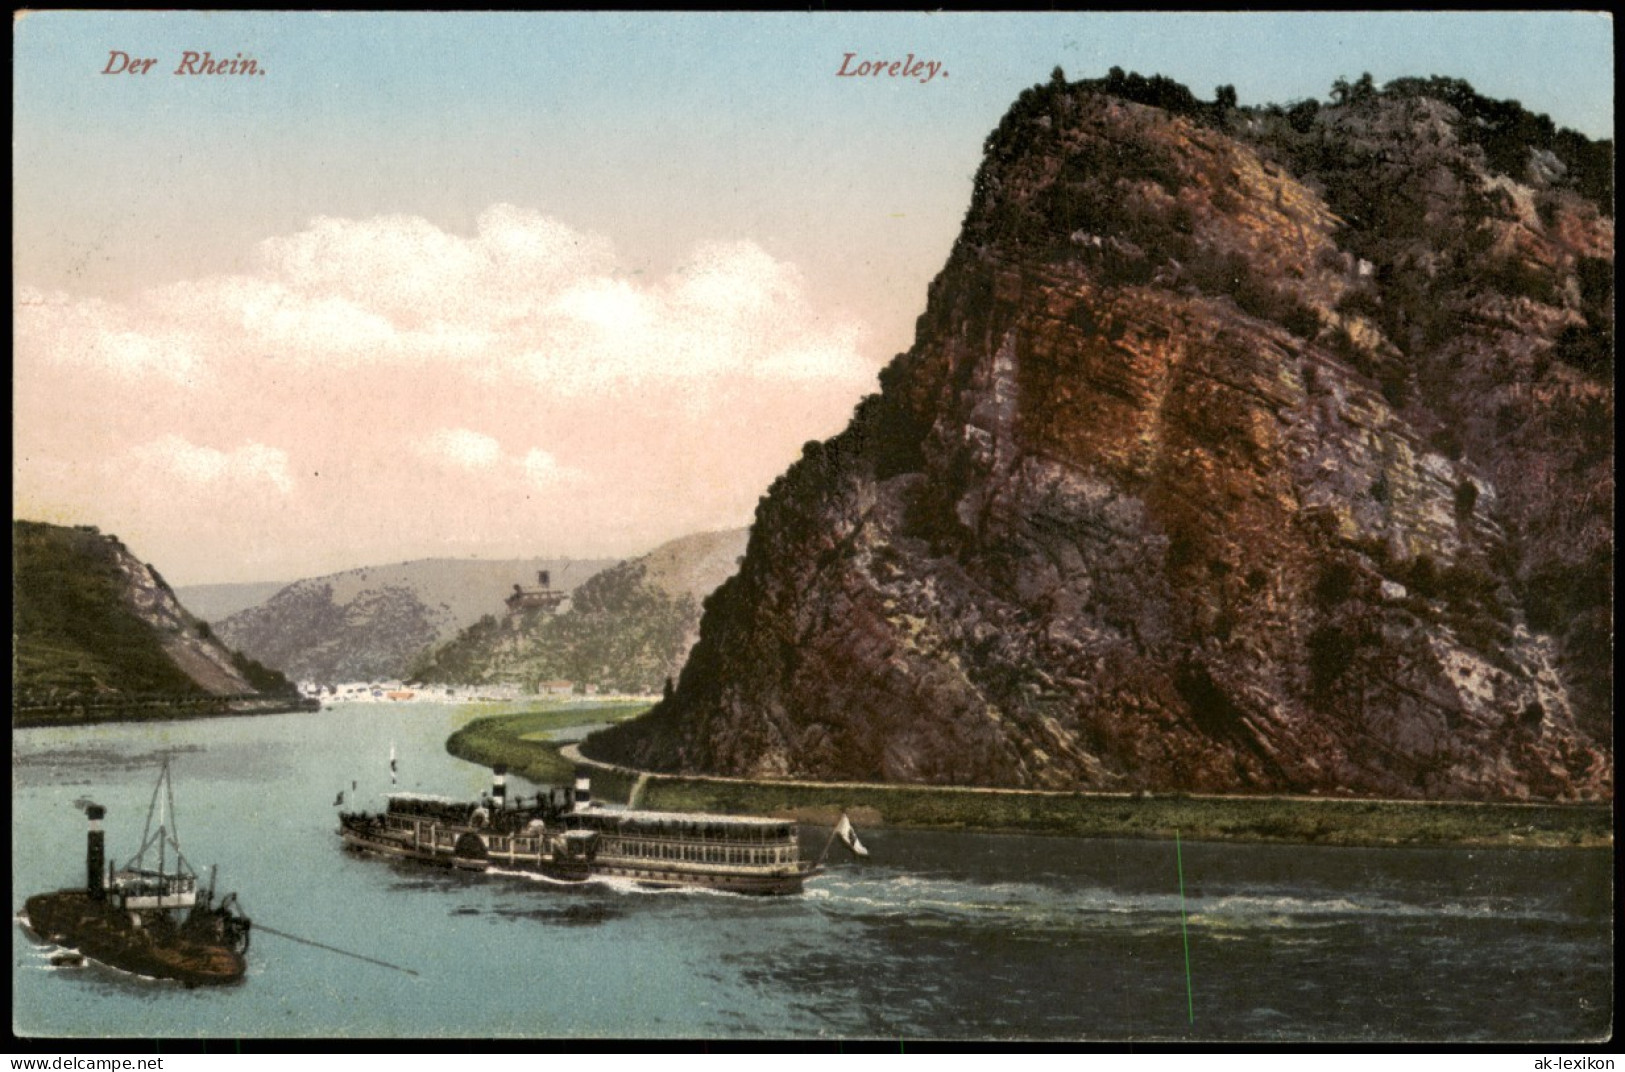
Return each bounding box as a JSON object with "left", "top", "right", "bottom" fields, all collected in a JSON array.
[
  {"left": 591, "top": 74, "right": 1612, "bottom": 802},
  {"left": 213, "top": 557, "right": 613, "bottom": 683},
  {"left": 13, "top": 520, "right": 293, "bottom": 706}
]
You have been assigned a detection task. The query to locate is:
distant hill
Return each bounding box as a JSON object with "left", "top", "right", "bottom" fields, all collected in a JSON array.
[
  {"left": 211, "top": 557, "right": 615, "bottom": 684},
  {"left": 636, "top": 529, "right": 754, "bottom": 610},
  {"left": 411, "top": 529, "right": 748, "bottom": 694},
  {"left": 12, "top": 520, "right": 298, "bottom": 724},
  {"left": 174, "top": 580, "right": 290, "bottom": 623}
]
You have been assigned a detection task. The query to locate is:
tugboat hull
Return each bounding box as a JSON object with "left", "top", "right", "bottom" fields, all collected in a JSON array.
[{"left": 22, "top": 891, "right": 246, "bottom": 987}]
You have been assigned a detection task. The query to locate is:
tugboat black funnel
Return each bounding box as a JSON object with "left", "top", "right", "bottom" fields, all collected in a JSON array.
[{"left": 85, "top": 804, "right": 106, "bottom": 901}]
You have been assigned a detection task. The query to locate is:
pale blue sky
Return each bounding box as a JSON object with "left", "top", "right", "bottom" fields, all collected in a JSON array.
[
  {"left": 12, "top": 12, "right": 1616, "bottom": 583},
  {"left": 15, "top": 10, "right": 1615, "bottom": 348}
]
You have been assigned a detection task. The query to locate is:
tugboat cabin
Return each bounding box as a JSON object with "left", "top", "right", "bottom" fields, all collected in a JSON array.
[{"left": 109, "top": 869, "right": 198, "bottom": 911}]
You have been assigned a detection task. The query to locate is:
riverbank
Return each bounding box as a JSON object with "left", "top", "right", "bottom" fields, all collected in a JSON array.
[
  {"left": 445, "top": 708, "right": 1613, "bottom": 850},
  {"left": 12, "top": 695, "right": 321, "bottom": 728},
  {"left": 443, "top": 702, "right": 648, "bottom": 801}
]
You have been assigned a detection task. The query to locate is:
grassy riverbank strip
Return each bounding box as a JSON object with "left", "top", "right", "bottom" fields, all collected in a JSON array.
[
  {"left": 446, "top": 708, "right": 1611, "bottom": 849},
  {"left": 633, "top": 778, "right": 1611, "bottom": 850},
  {"left": 444, "top": 703, "right": 646, "bottom": 801}
]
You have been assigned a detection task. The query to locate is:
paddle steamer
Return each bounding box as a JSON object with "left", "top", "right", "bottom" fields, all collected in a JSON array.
[
  {"left": 338, "top": 768, "right": 821, "bottom": 895},
  {"left": 338, "top": 765, "right": 594, "bottom": 881}
]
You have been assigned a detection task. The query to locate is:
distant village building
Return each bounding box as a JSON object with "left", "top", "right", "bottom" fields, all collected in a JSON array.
[
  {"left": 537, "top": 680, "right": 574, "bottom": 696},
  {"left": 505, "top": 570, "right": 567, "bottom": 614}
]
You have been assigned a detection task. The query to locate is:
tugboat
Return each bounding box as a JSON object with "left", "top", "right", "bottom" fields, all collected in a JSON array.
[{"left": 20, "top": 762, "right": 252, "bottom": 987}]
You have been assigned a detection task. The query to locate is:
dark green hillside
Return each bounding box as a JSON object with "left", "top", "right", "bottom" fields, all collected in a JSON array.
[
  {"left": 13, "top": 520, "right": 298, "bottom": 722},
  {"left": 13, "top": 521, "right": 202, "bottom": 697}
]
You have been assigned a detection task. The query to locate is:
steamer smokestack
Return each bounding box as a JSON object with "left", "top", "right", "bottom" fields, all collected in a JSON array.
[
  {"left": 86, "top": 804, "right": 106, "bottom": 901},
  {"left": 573, "top": 770, "right": 591, "bottom": 810},
  {"left": 492, "top": 765, "right": 507, "bottom": 809}
]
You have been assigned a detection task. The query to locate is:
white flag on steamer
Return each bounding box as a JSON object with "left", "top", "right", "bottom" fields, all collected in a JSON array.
[{"left": 835, "top": 813, "right": 869, "bottom": 857}]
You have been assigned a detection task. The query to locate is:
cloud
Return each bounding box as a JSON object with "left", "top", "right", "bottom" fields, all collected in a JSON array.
[
  {"left": 414, "top": 430, "right": 586, "bottom": 490},
  {"left": 27, "top": 206, "right": 873, "bottom": 394},
  {"left": 14, "top": 205, "right": 881, "bottom": 581},
  {"left": 68, "top": 206, "right": 869, "bottom": 391},
  {"left": 420, "top": 428, "right": 503, "bottom": 470},
  {"left": 255, "top": 206, "right": 616, "bottom": 327},
  {"left": 121, "top": 435, "right": 295, "bottom": 495},
  {"left": 235, "top": 285, "right": 401, "bottom": 358},
  {"left": 522, "top": 448, "right": 587, "bottom": 488},
  {"left": 16, "top": 287, "right": 205, "bottom": 383}
]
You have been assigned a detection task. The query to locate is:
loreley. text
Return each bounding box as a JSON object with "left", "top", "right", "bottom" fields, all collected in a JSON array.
[
  {"left": 836, "top": 53, "right": 944, "bottom": 83},
  {"left": 101, "top": 50, "right": 266, "bottom": 76}
]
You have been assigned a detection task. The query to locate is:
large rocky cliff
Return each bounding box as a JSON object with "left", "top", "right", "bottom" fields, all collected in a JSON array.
[{"left": 590, "top": 73, "right": 1612, "bottom": 802}]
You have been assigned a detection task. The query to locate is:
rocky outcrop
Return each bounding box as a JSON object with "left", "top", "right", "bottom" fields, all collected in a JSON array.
[
  {"left": 591, "top": 74, "right": 1612, "bottom": 802},
  {"left": 12, "top": 520, "right": 294, "bottom": 711},
  {"left": 212, "top": 557, "right": 613, "bottom": 684}
]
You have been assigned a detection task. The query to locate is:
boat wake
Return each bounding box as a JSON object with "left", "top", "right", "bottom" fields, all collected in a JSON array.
[
  {"left": 18, "top": 936, "right": 80, "bottom": 972},
  {"left": 589, "top": 874, "right": 759, "bottom": 900},
  {"left": 486, "top": 867, "right": 593, "bottom": 888},
  {"left": 805, "top": 871, "right": 1575, "bottom": 933},
  {"left": 16, "top": 928, "right": 193, "bottom": 987}
]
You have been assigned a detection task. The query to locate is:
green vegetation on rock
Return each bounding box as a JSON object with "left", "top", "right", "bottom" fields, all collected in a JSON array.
[
  {"left": 13, "top": 520, "right": 298, "bottom": 726},
  {"left": 11, "top": 519, "right": 299, "bottom": 727},
  {"left": 14, "top": 521, "right": 203, "bottom": 698},
  {"left": 412, "top": 562, "right": 698, "bottom": 695}
]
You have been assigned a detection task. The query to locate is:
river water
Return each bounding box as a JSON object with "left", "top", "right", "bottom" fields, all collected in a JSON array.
[{"left": 10, "top": 704, "right": 1613, "bottom": 1042}]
